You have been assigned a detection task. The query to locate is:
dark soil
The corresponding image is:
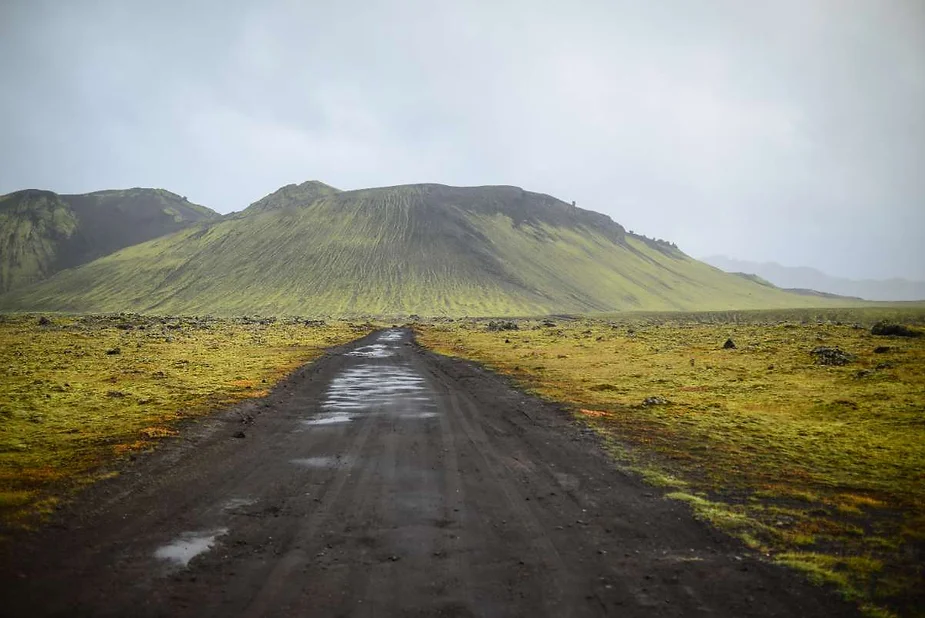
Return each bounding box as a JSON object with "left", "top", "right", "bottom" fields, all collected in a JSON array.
[{"left": 0, "top": 329, "right": 859, "bottom": 617}]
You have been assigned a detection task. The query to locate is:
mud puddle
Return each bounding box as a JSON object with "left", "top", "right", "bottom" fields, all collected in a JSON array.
[
  {"left": 154, "top": 528, "right": 228, "bottom": 567},
  {"left": 290, "top": 456, "right": 352, "bottom": 468},
  {"left": 304, "top": 362, "right": 435, "bottom": 426}
]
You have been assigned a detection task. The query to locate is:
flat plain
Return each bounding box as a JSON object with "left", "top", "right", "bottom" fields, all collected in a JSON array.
[
  {"left": 417, "top": 307, "right": 925, "bottom": 617},
  {"left": 1, "top": 328, "right": 859, "bottom": 617},
  {"left": 1, "top": 307, "right": 922, "bottom": 616}
]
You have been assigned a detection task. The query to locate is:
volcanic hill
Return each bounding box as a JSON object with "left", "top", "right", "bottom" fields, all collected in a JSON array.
[
  {"left": 0, "top": 188, "right": 218, "bottom": 293},
  {"left": 0, "top": 183, "right": 848, "bottom": 316}
]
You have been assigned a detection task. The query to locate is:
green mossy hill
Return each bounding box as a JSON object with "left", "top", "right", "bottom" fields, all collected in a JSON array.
[
  {"left": 0, "top": 183, "right": 858, "bottom": 316},
  {"left": 0, "top": 188, "right": 219, "bottom": 293}
]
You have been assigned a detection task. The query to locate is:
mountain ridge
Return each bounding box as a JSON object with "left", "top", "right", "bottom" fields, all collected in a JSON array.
[
  {"left": 0, "top": 182, "right": 858, "bottom": 316},
  {"left": 0, "top": 188, "right": 219, "bottom": 293},
  {"left": 702, "top": 255, "right": 925, "bottom": 302}
]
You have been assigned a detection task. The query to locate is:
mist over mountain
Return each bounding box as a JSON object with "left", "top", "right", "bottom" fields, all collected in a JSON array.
[
  {"left": 702, "top": 255, "right": 925, "bottom": 302},
  {"left": 0, "top": 182, "right": 854, "bottom": 316},
  {"left": 0, "top": 188, "right": 218, "bottom": 293}
]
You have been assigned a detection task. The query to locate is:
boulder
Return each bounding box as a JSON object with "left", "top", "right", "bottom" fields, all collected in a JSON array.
[
  {"left": 811, "top": 346, "right": 855, "bottom": 366},
  {"left": 871, "top": 321, "right": 921, "bottom": 338}
]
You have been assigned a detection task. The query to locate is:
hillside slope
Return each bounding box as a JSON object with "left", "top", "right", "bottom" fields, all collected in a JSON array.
[
  {"left": 0, "top": 188, "right": 218, "bottom": 293},
  {"left": 1, "top": 184, "right": 854, "bottom": 316}
]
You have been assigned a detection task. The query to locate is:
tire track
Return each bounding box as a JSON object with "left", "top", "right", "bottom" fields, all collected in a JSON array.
[
  {"left": 239, "top": 404, "right": 379, "bottom": 617},
  {"left": 447, "top": 390, "right": 577, "bottom": 617}
]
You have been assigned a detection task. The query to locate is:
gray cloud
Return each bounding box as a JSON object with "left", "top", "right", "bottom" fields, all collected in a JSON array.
[{"left": 2, "top": 0, "right": 923, "bottom": 279}]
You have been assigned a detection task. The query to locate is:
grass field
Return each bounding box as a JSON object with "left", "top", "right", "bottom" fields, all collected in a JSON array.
[
  {"left": 417, "top": 307, "right": 925, "bottom": 618},
  {"left": 0, "top": 313, "right": 371, "bottom": 531}
]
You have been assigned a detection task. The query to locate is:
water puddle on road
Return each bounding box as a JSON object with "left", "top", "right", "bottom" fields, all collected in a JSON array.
[
  {"left": 346, "top": 330, "right": 406, "bottom": 358},
  {"left": 303, "top": 330, "right": 437, "bottom": 426},
  {"left": 290, "top": 456, "right": 352, "bottom": 468},
  {"left": 222, "top": 498, "right": 257, "bottom": 512},
  {"left": 154, "top": 528, "right": 228, "bottom": 567},
  {"left": 302, "top": 365, "right": 431, "bottom": 427},
  {"left": 322, "top": 364, "right": 427, "bottom": 410},
  {"left": 400, "top": 411, "right": 438, "bottom": 419},
  {"left": 304, "top": 413, "right": 354, "bottom": 426},
  {"left": 347, "top": 343, "right": 393, "bottom": 358},
  {"left": 377, "top": 329, "right": 404, "bottom": 343}
]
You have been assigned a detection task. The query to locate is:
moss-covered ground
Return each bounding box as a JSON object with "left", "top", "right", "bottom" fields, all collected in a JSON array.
[
  {"left": 0, "top": 313, "right": 370, "bottom": 531},
  {"left": 417, "top": 307, "right": 925, "bottom": 618}
]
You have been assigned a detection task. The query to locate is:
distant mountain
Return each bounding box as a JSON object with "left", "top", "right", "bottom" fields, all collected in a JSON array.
[
  {"left": 1, "top": 183, "right": 860, "bottom": 316},
  {"left": 0, "top": 188, "right": 219, "bottom": 293},
  {"left": 702, "top": 255, "right": 925, "bottom": 302}
]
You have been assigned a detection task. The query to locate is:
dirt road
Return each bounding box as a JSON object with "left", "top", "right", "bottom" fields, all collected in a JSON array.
[{"left": 1, "top": 329, "right": 857, "bottom": 617}]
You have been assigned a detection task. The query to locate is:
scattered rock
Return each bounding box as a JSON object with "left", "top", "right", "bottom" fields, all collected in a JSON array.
[
  {"left": 233, "top": 431, "right": 246, "bottom": 439},
  {"left": 723, "top": 339, "right": 736, "bottom": 349},
  {"left": 106, "top": 390, "right": 127, "bottom": 398},
  {"left": 642, "top": 396, "right": 669, "bottom": 407},
  {"left": 37, "top": 316, "right": 52, "bottom": 326},
  {"left": 871, "top": 321, "right": 922, "bottom": 338},
  {"left": 487, "top": 320, "right": 518, "bottom": 332},
  {"left": 873, "top": 346, "right": 891, "bottom": 354},
  {"left": 105, "top": 347, "right": 121, "bottom": 355},
  {"left": 811, "top": 346, "right": 855, "bottom": 366}
]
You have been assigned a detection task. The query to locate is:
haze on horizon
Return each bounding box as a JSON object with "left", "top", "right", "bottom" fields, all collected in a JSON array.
[{"left": 1, "top": 0, "right": 923, "bottom": 281}]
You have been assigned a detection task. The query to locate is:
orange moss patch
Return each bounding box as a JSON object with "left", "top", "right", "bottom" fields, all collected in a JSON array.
[
  {"left": 113, "top": 441, "right": 152, "bottom": 455},
  {"left": 139, "top": 426, "right": 179, "bottom": 439},
  {"left": 578, "top": 409, "right": 609, "bottom": 418}
]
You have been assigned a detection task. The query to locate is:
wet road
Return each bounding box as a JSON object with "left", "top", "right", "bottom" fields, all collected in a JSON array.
[{"left": 1, "top": 329, "right": 857, "bottom": 617}]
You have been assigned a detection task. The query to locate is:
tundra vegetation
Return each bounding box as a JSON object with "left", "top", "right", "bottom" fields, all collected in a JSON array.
[
  {"left": 0, "top": 314, "right": 371, "bottom": 532},
  {"left": 417, "top": 307, "right": 925, "bottom": 618}
]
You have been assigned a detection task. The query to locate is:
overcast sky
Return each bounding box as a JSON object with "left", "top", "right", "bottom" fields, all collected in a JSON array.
[{"left": 1, "top": 0, "right": 923, "bottom": 280}]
